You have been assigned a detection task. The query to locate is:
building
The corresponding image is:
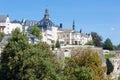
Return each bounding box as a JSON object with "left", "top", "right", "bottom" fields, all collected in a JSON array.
[
  {"left": 36, "top": 9, "right": 92, "bottom": 45},
  {"left": 0, "top": 9, "right": 92, "bottom": 46},
  {"left": 0, "top": 15, "right": 23, "bottom": 34},
  {"left": 37, "top": 9, "right": 58, "bottom": 45}
]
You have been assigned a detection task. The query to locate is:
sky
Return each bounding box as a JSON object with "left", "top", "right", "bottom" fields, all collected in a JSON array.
[{"left": 0, "top": 0, "right": 120, "bottom": 45}]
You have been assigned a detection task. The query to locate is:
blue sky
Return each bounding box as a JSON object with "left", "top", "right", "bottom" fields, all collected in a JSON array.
[{"left": 0, "top": 0, "right": 120, "bottom": 45}]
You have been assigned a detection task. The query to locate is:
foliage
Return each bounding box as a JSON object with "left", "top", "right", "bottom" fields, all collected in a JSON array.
[
  {"left": 104, "top": 54, "right": 115, "bottom": 59},
  {"left": 106, "top": 59, "right": 114, "bottom": 75},
  {"left": 30, "top": 25, "right": 42, "bottom": 39},
  {"left": 91, "top": 32, "right": 103, "bottom": 47},
  {"left": 0, "top": 28, "right": 30, "bottom": 79},
  {"left": 0, "top": 32, "right": 5, "bottom": 42},
  {"left": 118, "top": 76, "right": 120, "bottom": 80},
  {"left": 73, "top": 67, "right": 94, "bottom": 80},
  {"left": 34, "top": 42, "right": 50, "bottom": 51},
  {"left": 64, "top": 49, "right": 107, "bottom": 80},
  {"left": 55, "top": 39, "right": 60, "bottom": 48},
  {"left": 103, "top": 38, "right": 114, "bottom": 50},
  {"left": 0, "top": 28, "right": 64, "bottom": 80},
  {"left": 85, "top": 40, "right": 94, "bottom": 45},
  {"left": 116, "top": 44, "right": 120, "bottom": 50}
]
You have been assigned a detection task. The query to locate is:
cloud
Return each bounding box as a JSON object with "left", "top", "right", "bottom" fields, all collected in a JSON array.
[{"left": 111, "top": 27, "right": 115, "bottom": 31}]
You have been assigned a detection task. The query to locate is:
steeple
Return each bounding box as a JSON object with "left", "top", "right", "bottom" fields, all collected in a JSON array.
[
  {"left": 72, "top": 20, "right": 75, "bottom": 30},
  {"left": 44, "top": 8, "right": 50, "bottom": 19}
]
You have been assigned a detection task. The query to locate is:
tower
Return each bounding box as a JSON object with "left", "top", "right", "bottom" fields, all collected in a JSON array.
[
  {"left": 44, "top": 8, "right": 50, "bottom": 19},
  {"left": 72, "top": 20, "right": 75, "bottom": 30}
]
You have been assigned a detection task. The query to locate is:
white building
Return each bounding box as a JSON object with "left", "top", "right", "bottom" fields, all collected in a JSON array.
[
  {"left": 37, "top": 9, "right": 92, "bottom": 45},
  {"left": 37, "top": 9, "right": 58, "bottom": 45},
  {"left": 0, "top": 15, "right": 23, "bottom": 34}
]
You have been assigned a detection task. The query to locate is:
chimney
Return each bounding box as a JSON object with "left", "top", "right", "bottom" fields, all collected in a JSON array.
[{"left": 60, "top": 23, "right": 62, "bottom": 28}]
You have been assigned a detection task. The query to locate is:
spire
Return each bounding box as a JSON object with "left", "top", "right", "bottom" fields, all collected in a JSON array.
[
  {"left": 44, "top": 8, "right": 50, "bottom": 19},
  {"left": 72, "top": 20, "right": 75, "bottom": 30}
]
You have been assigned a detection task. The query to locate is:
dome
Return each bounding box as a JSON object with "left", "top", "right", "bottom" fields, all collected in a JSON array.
[{"left": 38, "top": 9, "right": 55, "bottom": 31}]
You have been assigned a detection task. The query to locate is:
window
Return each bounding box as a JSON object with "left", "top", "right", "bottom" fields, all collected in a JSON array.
[{"left": 67, "top": 34, "right": 69, "bottom": 37}]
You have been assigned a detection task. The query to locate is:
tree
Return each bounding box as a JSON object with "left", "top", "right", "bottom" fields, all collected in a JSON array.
[
  {"left": 116, "top": 44, "right": 120, "bottom": 50},
  {"left": 0, "top": 28, "right": 30, "bottom": 79},
  {"left": 30, "top": 25, "right": 42, "bottom": 39},
  {"left": 0, "top": 28, "right": 64, "bottom": 80},
  {"left": 91, "top": 32, "right": 102, "bottom": 47},
  {"left": 73, "top": 67, "right": 94, "bottom": 80},
  {"left": 64, "top": 49, "right": 107, "bottom": 80},
  {"left": 0, "top": 32, "right": 5, "bottom": 42},
  {"left": 103, "top": 38, "right": 114, "bottom": 50},
  {"left": 106, "top": 59, "right": 114, "bottom": 75},
  {"left": 55, "top": 39, "right": 60, "bottom": 48},
  {"left": 85, "top": 40, "right": 94, "bottom": 45}
]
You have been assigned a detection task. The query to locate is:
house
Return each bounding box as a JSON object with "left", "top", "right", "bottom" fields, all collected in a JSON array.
[{"left": 0, "top": 15, "right": 23, "bottom": 34}]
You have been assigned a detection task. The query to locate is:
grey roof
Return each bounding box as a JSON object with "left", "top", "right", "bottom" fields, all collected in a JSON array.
[
  {"left": 37, "top": 9, "right": 55, "bottom": 31},
  {"left": 0, "top": 15, "right": 7, "bottom": 23},
  {"left": 23, "top": 20, "right": 38, "bottom": 26}
]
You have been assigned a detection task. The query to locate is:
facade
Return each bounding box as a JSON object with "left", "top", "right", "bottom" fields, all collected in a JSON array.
[
  {"left": 0, "top": 9, "right": 92, "bottom": 46},
  {"left": 58, "top": 28, "right": 92, "bottom": 45},
  {"left": 37, "top": 9, "right": 58, "bottom": 45},
  {"left": 37, "top": 9, "right": 92, "bottom": 45},
  {"left": 0, "top": 15, "right": 23, "bottom": 34}
]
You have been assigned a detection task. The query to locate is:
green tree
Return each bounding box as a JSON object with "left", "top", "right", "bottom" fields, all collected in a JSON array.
[
  {"left": 64, "top": 49, "right": 107, "bottom": 80},
  {"left": 55, "top": 39, "right": 60, "bottom": 48},
  {"left": 0, "top": 32, "right": 5, "bottom": 42},
  {"left": 73, "top": 67, "right": 94, "bottom": 80},
  {"left": 116, "top": 44, "right": 120, "bottom": 50},
  {"left": 30, "top": 25, "right": 42, "bottom": 39},
  {"left": 91, "top": 32, "right": 102, "bottom": 47},
  {"left": 0, "top": 28, "right": 30, "bottom": 79},
  {"left": 85, "top": 40, "right": 94, "bottom": 45},
  {"left": 0, "top": 28, "right": 64, "bottom": 80},
  {"left": 103, "top": 38, "right": 114, "bottom": 50}
]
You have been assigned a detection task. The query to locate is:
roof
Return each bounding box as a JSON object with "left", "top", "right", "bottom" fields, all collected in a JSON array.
[
  {"left": 23, "top": 20, "right": 38, "bottom": 26},
  {"left": 37, "top": 9, "right": 55, "bottom": 30},
  {"left": 0, "top": 15, "right": 7, "bottom": 23}
]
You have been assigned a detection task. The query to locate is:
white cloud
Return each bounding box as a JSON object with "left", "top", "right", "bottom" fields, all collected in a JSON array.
[{"left": 111, "top": 27, "right": 115, "bottom": 31}]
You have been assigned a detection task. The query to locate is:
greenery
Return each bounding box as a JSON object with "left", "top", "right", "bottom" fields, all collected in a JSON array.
[
  {"left": 91, "top": 32, "right": 103, "bottom": 47},
  {"left": 103, "top": 38, "right": 114, "bottom": 50},
  {"left": 30, "top": 25, "right": 42, "bottom": 39},
  {"left": 55, "top": 39, "right": 60, "bottom": 48},
  {"left": 104, "top": 54, "right": 115, "bottom": 59},
  {"left": 116, "top": 44, "right": 120, "bottom": 50},
  {"left": 0, "top": 28, "right": 110, "bottom": 80},
  {"left": 85, "top": 40, "right": 94, "bottom": 45},
  {"left": 0, "top": 28, "right": 64, "bottom": 80},
  {"left": 0, "top": 32, "right": 5, "bottom": 42},
  {"left": 64, "top": 49, "right": 107, "bottom": 80},
  {"left": 73, "top": 67, "right": 94, "bottom": 80}
]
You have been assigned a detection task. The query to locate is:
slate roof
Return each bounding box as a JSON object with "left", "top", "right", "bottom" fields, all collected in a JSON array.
[
  {"left": 23, "top": 20, "right": 38, "bottom": 26},
  {"left": 37, "top": 9, "right": 55, "bottom": 31},
  {"left": 0, "top": 15, "right": 7, "bottom": 23}
]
